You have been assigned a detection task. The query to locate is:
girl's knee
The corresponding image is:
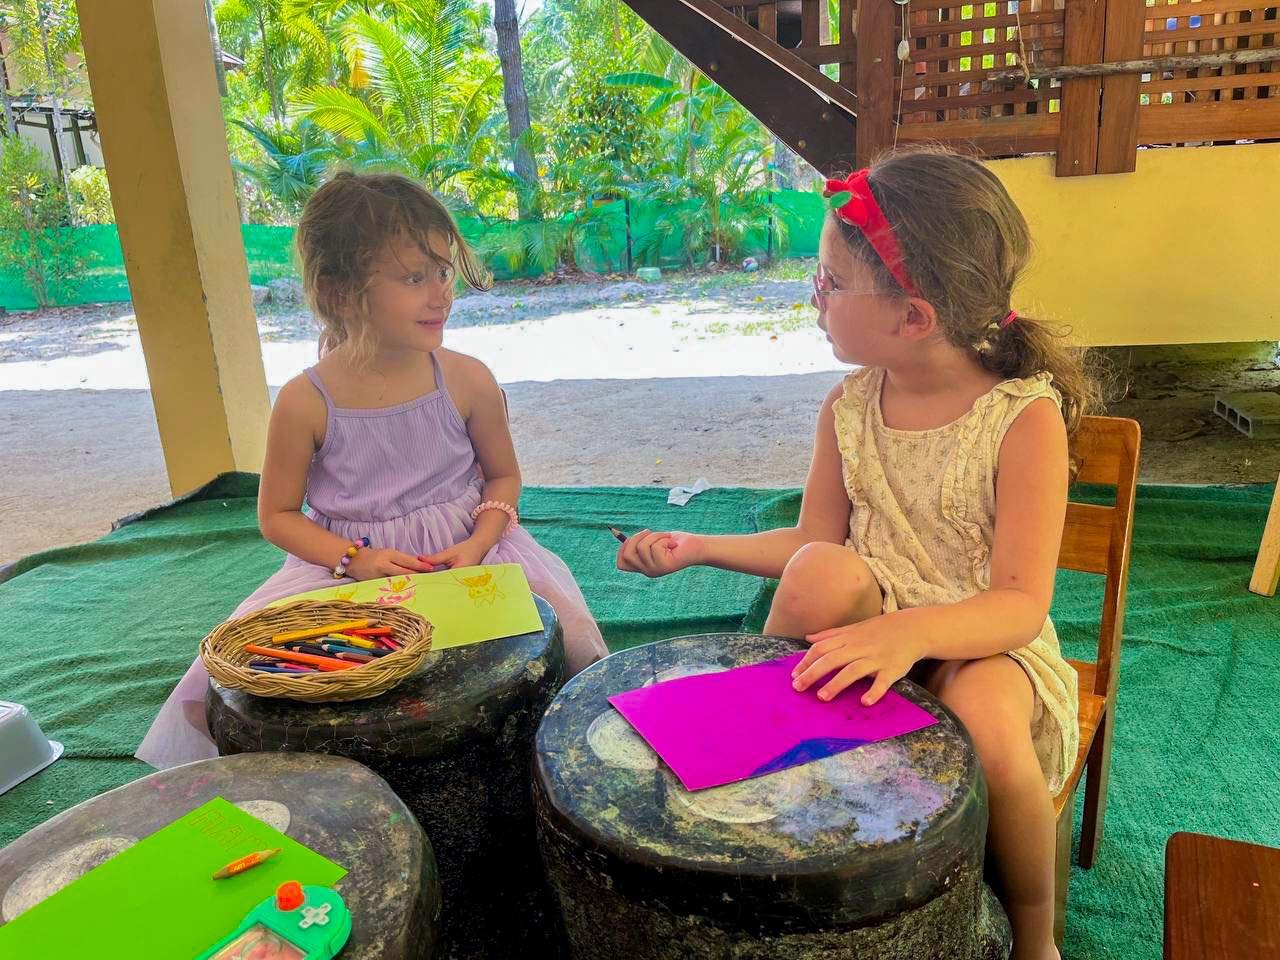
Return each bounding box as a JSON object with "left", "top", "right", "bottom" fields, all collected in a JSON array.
[
  {"left": 933, "top": 658, "right": 1040, "bottom": 786},
  {"left": 776, "top": 542, "right": 875, "bottom": 604}
]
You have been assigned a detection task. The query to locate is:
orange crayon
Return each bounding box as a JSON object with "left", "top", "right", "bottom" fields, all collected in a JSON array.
[
  {"left": 244, "top": 644, "right": 355, "bottom": 671},
  {"left": 212, "top": 847, "right": 282, "bottom": 880}
]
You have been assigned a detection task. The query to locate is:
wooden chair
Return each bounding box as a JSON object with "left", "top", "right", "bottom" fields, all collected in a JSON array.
[
  {"left": 1051, "top": 415, "right": 1141, "bottom": 946},
  {"left": 1248, "top": 476, "right": 1280, "bottom": 597}
]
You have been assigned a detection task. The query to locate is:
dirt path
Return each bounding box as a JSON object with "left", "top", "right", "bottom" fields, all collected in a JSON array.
[{"left": 2, "top": 268, "right": 1277, "bottom": 565}]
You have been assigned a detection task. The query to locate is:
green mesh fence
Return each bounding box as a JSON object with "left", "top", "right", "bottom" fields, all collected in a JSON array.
[{"left": 0, "top": 190, "right": 826, "bottom": 310}]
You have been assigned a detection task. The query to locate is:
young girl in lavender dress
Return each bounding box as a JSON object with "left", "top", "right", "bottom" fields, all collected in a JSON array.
[{"left": 137, "top": 172, "right": 607, "bottom": 768}]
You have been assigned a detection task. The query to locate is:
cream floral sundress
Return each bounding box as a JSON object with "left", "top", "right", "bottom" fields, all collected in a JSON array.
[{"left": 832, "top": 366, "right": 1078, "bottom": 793}]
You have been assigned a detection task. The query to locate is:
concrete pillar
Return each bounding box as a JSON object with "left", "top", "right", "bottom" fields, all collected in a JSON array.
[{"left": 77, "top": 0, "right": 269, "bottom": 495}]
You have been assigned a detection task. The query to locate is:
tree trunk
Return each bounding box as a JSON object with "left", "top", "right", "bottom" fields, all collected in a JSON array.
[
  {"left": 36, "top": 12, "right": 74, "bottom": 212},
  {"left": 0, "top": 50, "right": 17, "bottom": 138},
  {"left": 257, "top": 9, "right": 283, "bottom": 126},
  {"left": 493, "top": 0, "right": 539, "bottom": 217},
  {"left": 770, "top": 136, "right": 803, "bottom": 189},
  {"left": 205, "top": 0, "right": 228, "bottom": 97}
]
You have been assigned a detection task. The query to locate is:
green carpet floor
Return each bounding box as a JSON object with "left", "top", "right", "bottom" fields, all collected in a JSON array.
[{"left": 1, "top": 474, "right": 1276, "bottom": 958}]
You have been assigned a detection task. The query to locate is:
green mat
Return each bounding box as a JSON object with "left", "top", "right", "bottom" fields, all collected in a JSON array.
[{"left": 1, "top": 476, "right": 1277, "bottom": 959}]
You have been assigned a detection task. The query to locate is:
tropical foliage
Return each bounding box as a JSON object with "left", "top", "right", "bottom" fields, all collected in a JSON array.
[
  {"left": 0, "top": 137, "right": 85, "bottom": 306},
  {"left": 0, "top": 0, "right": 805, "bottom": 291},
  {"left": 212, "top": 0, "right": 799, "bottom": 272}
]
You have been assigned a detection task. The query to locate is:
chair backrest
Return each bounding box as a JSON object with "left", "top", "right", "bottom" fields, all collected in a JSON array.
[{"left": 1057, "top": 416, "right": 1141, "bottom": 701}]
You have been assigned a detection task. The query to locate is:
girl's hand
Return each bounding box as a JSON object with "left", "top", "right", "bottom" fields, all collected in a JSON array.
[
  {"left": 616, "top": 530, "right": 704, "bottom": 578},
  {"left": 346, "top": 547, "right": 428, "bottom": 581},
  {"left": 418, "top": 538, "right": 491, "bottom": 571},
  {"left": 791, "top": 617, "right": 925, "bottom": 705}
]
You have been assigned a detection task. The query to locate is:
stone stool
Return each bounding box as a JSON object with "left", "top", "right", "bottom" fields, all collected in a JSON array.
[
  {"left": 208, "top": 594, "right": 568, "bottom": 959},
  {"left": 0, "top": 752, "right": 439, "bottom": 958},
  {"left": 534, "top": 633, "right": 1011, "bottom": 960}
]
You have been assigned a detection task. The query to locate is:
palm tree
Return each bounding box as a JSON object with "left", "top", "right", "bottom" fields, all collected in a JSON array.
[
  {"left": 294, "top": 5, "right": 501, "bottom": 192},
  {"left": 230, "top": 118, "right": 334, "bottom": 207},
  {"left": 608, "top": 71, "right": 782, "bottom": 266}
]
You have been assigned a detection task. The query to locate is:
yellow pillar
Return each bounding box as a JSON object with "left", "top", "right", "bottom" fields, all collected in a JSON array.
[{"left": 77, "top": 0, "right": 269, "bottom": 495}]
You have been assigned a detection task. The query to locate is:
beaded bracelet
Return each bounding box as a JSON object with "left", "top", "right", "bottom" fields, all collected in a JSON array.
[
  {"left": 470, "top": 500, "right": 519, "bottom": 536},
  {"left": 331, "top": 536, "right": 371, "bottom": 580}
]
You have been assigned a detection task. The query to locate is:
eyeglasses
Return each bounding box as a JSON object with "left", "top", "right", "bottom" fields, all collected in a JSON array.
[{"left": 811, "top": 267, "right": 884, "bottom": 304}]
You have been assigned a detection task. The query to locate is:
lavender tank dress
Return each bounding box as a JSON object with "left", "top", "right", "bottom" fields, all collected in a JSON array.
[{"left": 136, "top": 353, "right": 607, "bottom": 769}]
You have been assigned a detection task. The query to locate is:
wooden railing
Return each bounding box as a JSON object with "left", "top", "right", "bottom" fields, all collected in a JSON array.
[{"left": 714, "top": 0, "right": 1280, "bottom": 175}]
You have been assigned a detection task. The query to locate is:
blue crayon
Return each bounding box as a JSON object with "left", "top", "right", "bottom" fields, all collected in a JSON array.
[{"left": 314, "top": 641, "right": 392, "bottom": 658}]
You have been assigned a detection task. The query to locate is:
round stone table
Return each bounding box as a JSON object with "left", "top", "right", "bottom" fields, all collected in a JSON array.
[
  {"left": 207, "top": 594, "right": 568, "bottom": 959},
  {"left": 534, "top": 634, "right": 1011, "bottom": 959},
  {"left": 0, "top": 752, "right": 439, "bottom": 958}
]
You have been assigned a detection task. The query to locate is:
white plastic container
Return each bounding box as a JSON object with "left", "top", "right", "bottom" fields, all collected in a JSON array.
[{"left": 0, "top": 701, "right": 63, "bottom": 795}]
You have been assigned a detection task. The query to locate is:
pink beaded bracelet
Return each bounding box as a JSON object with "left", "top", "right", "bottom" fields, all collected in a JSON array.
[
  {"left": 331, "top": 536, "right": 371, "bottom": 580},
  {"left": 470, "top": 500, "right": 519, "bottom": 535}
]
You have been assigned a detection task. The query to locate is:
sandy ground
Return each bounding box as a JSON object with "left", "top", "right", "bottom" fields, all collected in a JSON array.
[{"left": 2, "top": 270, "right": 1278, "bottom": 565}]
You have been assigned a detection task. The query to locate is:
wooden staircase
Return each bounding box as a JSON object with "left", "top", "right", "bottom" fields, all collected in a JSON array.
[{"left": 623, "top": 0, "right": 863, "bottom": 174}]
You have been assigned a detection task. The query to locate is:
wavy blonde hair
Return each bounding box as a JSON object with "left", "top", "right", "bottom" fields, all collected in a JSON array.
[
  {"left": 831, "top": 146, "right": 1105, "bottom": 440},
  {"left": 296, "top": 171, "right": 491, "bottom": 366}
]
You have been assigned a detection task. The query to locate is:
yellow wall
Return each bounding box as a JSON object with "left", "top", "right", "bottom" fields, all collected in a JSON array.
[{"left": 990, "top": 142, "right": 1280, "bottom": 347}]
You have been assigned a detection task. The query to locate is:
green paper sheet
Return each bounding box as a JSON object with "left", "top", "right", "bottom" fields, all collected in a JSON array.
[
  {"left": 0, "top": 796, "right": 346, "bottom": 959},
  {"left": 269, "top": 563, "right": 543, "bottom": 650}
]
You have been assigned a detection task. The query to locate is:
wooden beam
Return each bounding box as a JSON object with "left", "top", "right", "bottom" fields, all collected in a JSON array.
[
  {"left": 855, "top": 0, "right": 897, "bottom": 165},
  {"left": 77, "top": 0, "right": 270, "bottom": 495},
  {"left": 1249, "top": 480, "right": 1280, "bottom": 597},
  {"left": 623, "top": 0, "right": 859, "bottom": 174},
  {"left": 670, "top": 0, "right": 860, "bottom": 119},
  {"left": 1057, "top": 0, "right": 1106, "bottom": 177},
  {"left": 989, "top": 46, "right": 1280, "bottom": 82},
  {"left": 1096, "top": 0, "right": 1146, "bottom": 174}
]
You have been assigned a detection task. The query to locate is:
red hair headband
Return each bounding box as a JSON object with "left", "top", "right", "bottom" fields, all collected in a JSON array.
[{"left": 823, "top": 169, "right": 919, "bottom": 298}]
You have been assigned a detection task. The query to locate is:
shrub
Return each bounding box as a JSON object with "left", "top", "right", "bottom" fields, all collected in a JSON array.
[{"left": 0, "top": 139, "right": 86, "bottom": 308}]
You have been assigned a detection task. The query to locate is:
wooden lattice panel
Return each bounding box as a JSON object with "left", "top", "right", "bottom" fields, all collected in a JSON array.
[
  {"left": 712, "top": 0, "right": 1278, "bottom": 170},
  {"left": 1136, "top": 0, "right": 1280, "bottom": 143},
  {"left": 894, "top": 0, "right": 1068, "bottom": 154}
]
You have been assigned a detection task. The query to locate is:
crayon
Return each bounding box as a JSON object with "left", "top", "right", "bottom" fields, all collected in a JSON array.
[
  {"left": 271, "top": 620, "right": 371, "bottom": 645},
  {"left": 251, "top": 664, "right": 313, "bottom": 674},
  {"left": 315, "top": 642, "right": 391, "bottom": 657},
  {"left": 285, "top": 643, "right": 332, "bottom": 657},
  {"left": 331, "top": 634, "right": 379, "bottom": 650},
  {"left": 608, "top": 527, "right": 629, "bottom": 544},
  {"left": 244, "top": 644, "right": 355, "bottom": 671},
  {"left": 212, "top": 847, "right": 282, "bottom": 880},
  {"left": 347, "top": 627, "right": 393, "bottom": 637},
  {"left": 381, "top": 637, "right": 403, "bottom": 651},
  {"left": 335, "top": 651, "right": 374, "bottom": 664}
]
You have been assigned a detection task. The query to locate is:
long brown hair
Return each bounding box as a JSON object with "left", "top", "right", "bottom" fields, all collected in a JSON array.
[
  {"left": 831, "top": 146, "right": 1103, "bottom": 438},
  {"left": 296, "top": 171, "right": 491, "bottom": 363}
]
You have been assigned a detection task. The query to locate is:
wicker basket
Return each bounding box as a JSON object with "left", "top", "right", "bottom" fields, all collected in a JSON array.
[{"left": 200, "top": 601, "right": 433, "bottom": 703}]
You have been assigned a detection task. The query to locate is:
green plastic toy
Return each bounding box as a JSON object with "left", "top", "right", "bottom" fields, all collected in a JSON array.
[{"left": 198, "top": 882, "right": 351, "bottom": 960}]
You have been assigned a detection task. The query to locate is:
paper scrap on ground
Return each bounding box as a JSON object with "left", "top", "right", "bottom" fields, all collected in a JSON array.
[
  {"left": 609, "top": 652, "right": 938, "bottom": 791},
  {"left": 668, "top": 477, "right": 711, "bottom": 507},
  {"left": 271, "top": 563, "right": 542, "bottom": 649},
  {"left": 0, "top": 796, "right": 346, "bottom": 959}
]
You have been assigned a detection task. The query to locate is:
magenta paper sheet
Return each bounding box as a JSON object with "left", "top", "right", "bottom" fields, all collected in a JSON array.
[{"left": 608, "top": 652, "right": 939, "bottom": 791}]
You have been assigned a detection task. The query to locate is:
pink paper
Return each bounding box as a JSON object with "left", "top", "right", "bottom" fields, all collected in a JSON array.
[{"left": 608, "top": 652, "right": 939, "bottom": 790}]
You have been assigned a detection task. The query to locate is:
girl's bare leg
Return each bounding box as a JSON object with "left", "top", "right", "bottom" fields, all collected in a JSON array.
[{"left": 923, "top": 655, "right": 1059, "bottom": 960}]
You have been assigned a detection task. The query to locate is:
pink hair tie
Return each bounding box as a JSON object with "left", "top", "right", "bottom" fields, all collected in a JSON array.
[
  {"left": 471, "top": 499, "right": 519, "bottom": 535},
  {"left": 1000, "top": 310, "right": 1019, "bottom": 329}
]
